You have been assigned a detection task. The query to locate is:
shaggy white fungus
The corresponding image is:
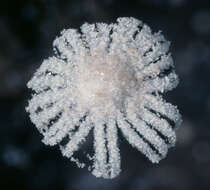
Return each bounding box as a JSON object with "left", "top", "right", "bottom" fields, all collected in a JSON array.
[{"left": 26, "top": 17, "right": 182, "bottom": 179}]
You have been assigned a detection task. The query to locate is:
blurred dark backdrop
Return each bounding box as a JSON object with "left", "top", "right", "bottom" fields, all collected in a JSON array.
[{"left": 0, "top": 0, "right": 210, "bottom": 190}]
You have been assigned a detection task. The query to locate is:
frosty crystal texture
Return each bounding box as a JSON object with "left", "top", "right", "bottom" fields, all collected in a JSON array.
[{"left": 26, "top": 17, "right": 182, "bottom": 179}]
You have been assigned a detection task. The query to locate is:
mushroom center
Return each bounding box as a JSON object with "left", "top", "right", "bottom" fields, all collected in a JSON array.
[{"left": 77, "top": 55, "right": 137, "bottom": 108}]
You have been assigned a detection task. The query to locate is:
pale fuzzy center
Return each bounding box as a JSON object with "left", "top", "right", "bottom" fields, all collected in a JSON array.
[{"left": 75, "top": 54, "right": 138, "bottom": 115}]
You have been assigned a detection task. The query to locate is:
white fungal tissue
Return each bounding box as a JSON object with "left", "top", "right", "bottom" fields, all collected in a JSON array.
[{"left": 26, "top": 17, "right": 182, "bottom": 179}]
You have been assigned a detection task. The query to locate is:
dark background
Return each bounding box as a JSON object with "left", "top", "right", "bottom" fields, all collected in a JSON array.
[{"left": 0, "top": 0, "right": 210, "bottom": 189}]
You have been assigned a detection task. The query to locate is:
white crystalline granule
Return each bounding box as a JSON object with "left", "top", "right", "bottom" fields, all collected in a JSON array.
[{"left": 26, "top": 17, "right": 182, "bottom": 179}]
